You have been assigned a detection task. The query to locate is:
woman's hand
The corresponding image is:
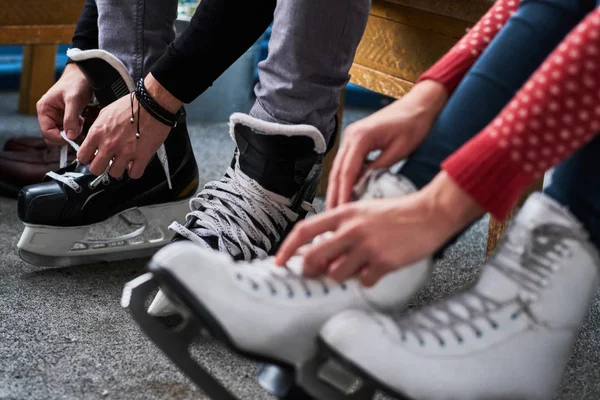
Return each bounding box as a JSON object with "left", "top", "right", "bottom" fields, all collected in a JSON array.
[
  {"left": 276, "top": 171, "right": 483, "bottom": 286},
  {"left": 326, "top": 80, "right": 448, "bottom": 210},
  {"left": 77, "top": 74, "right": 183, "bottom": 178}
]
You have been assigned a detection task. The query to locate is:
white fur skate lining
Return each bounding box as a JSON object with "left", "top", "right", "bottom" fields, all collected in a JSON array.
[
  {"left": 66, "top": 48, "right": 134, "bottom": 91},
  {"left": 229, "top": 113, "right": 326, "bottom": 154}
]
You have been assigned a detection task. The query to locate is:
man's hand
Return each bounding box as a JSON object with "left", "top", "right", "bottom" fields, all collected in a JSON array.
[
  {"left": 77, "top": 73, "right": 183, "bottom": 178},
  {"left": 326, "top": 80, "right": 448, "bottom": 210},
  {"left": 37, "top": 63, "right": 93, "bottom": 146},
  {"left": 276, "top": 171, "right": 483, "bottom": 286}
]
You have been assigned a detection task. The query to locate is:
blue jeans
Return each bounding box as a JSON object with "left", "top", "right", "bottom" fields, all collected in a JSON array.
[{"left": 399, "top": 0, "right": 600, "bottom": 250}]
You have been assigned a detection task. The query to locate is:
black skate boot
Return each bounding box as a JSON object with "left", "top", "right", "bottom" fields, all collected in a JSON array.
[
  {"left": 147, "top": 112, "right": 331, "bottom": 316},
  {"left": 16, "top": 49, "right": 199, "bottom": 267},
  {"left": 171, "top": 112, "right": 328, "bottom": 259}
]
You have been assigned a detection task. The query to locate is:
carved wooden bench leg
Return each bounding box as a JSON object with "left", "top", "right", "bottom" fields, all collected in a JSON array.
[
  {"left": 19, "top": 44, "right": 57, "bottom": 115},
  {"left": 486, "top": 178, "right": 545, "bottom": 256},
  {"left": 317, "top": 88, "right": 345, "bottom": 197}
]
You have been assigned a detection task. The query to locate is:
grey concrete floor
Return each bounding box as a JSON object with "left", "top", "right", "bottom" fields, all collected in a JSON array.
[{"left": 0, "top": 92, "right": 599, "bottom": 399}]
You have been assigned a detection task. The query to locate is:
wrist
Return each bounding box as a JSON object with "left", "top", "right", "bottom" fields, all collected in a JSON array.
[
  {"left": 411, "top": 80, "right": 448, "bottom": 121},
  {"left": 420, "top": 171, "right": 484, "bottom": 235},
  {"left": 144, "top": 73, "right": 183, "bottom": 114}
]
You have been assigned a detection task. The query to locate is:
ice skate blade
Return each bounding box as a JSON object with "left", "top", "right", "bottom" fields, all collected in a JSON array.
[
  {"left": 17, "top": 200, "right": 189, "bottom": 267},
  {"left": 146, "top": 261, "right": 375, "bottom": 400},
  {"left": 122, "top": 273, "right": 239, "bottom": 400},
  {"left": 317, "top": 337, "right": 413, "bottom": 400},
  {"left": 18, "top": 247, "right": 159, "bottom": 268}
]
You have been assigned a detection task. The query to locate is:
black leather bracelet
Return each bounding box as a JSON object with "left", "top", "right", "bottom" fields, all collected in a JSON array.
[{"left": 135, "top": 78, "right": 183, "bottom": 127}]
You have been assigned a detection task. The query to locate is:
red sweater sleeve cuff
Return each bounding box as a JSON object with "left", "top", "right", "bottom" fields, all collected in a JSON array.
[
  {"left": 417, "top": 50, "right": 480, "bottom": 95},
  {"left": 441, "top": 133, "right": 537, "bottom": 221}
]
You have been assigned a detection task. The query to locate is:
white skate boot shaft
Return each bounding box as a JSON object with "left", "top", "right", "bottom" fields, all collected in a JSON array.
[
  {"left": 320, "top": 193, "right": 600, "bottom": 400},
  {"left": 147, "top": 169, "right": 422, "bottom": 316}
]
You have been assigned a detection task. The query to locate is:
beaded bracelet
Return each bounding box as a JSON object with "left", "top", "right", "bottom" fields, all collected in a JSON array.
[{"left": 134, "top": 78, "right": 183, "bottom": 128}]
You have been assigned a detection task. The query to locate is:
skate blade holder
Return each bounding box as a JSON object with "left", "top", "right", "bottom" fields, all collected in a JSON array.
[
  {"left": 123, "top": 274, "right": 375, "bottom": 400},
  {"left": 258, "top": 355, "right": 376, "bottom": 400},
  {"left": 122, "top": 273, "right": 240, "bottom": 399}
]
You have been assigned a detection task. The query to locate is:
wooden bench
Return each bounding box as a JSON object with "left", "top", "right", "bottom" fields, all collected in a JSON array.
[
  {"left": 318, "top": 0, "right": 543, "bottom": 253},
  {"left": 0, "top": 0, "right": 84, "bottom": 114}
]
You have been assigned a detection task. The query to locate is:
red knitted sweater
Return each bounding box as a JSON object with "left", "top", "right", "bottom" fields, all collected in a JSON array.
[{"left": 418, "top": 1, "right": 600, "bottom": 219}]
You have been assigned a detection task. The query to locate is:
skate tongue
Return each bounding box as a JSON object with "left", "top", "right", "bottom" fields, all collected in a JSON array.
[
  {"left": 477, "top": 193, "right": 584, "bottom": 302},
  {"left": 353, "top": 170, "right": 417, "bottom": 201},
  {"left": 228, "top": 113, "right": 326, "bottom": 154},
  {"left": 515, "top": 193, "right": 583, "bottom": 232},
  {"left": 228, "top": 113, "right": 326, "bottom": 198},
  {"left": 66, "top": 48, "right": 134, "bottom": 107}
]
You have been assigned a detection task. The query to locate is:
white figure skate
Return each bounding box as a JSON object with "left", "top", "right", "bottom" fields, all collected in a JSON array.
[{"left": 319, "top": 193, "right": 600, "bottom": 400}]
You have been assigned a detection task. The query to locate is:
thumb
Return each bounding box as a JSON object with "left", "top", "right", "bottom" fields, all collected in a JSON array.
[{"left": 63, "top": 100, "right": 83, "bottom": 140}]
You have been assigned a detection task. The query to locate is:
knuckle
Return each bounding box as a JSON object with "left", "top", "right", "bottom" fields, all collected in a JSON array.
[
  {"left": 294, "top": 222, "right": 308, "bottom": 236},
  {"left": 340, "top": 204, "right": 357, "bottom": 218},
  {"left": 344, "top": 123, "right": 362, "bottom": 138}
]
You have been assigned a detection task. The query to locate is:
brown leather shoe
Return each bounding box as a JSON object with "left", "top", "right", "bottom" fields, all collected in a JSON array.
[
  {"left": 2, "top": 105, "right": 100, "bottom": 152},
  {"left": 3, "top": 137, "right": 47, "bottom": 152},
  {"left": 0, "top": 105, "right": 100, "bottom": 198},
  {"left": 0, "top": 147, "right": 77, "bottom": 198}
]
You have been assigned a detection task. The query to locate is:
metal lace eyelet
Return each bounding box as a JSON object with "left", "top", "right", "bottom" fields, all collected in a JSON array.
[
  {"left": 88, "top": 182, "right": 96, "bottom": 190},
  {"left": 74, "top": 186, "right": 82, "bottom": 193}
]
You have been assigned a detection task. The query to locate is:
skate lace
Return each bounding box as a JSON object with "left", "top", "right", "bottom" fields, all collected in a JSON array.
[
  {"left": 396, "top": 223, "right": 577, "bottom": 347},
  {"left": 233, "top": 256, "right": 347, "bottom": 298},
  {"left": 169, "top": 157, "right": 315, "bottom": 261},
  {"left": 46, "top": 131, "right": 172, "bottom": 192}
]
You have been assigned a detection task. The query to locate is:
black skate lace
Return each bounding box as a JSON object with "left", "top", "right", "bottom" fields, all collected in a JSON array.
[
  {"left": 169, "top": 157, "right": 315, "bottom": 261},
  {"left": 46, "top": 131, "right": 172, "bottom": 192},
  {"left": 395, "top": 223, "right": 580, "bottom": 347}
]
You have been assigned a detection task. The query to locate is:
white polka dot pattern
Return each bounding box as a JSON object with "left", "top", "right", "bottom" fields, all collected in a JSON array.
[
  {"left": 418, "top": 0, "right": 518, "bottom": 92},
  {"left": 483, "top": 11, "right": 600, "bottom": 179},
  {"left": 455, "top": 0, "right": 518, "bottom": 57}
]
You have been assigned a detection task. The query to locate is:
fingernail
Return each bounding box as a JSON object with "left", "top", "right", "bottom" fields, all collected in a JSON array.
[{"left": 66, "top": 129, "right": 76, "bottom": 139}]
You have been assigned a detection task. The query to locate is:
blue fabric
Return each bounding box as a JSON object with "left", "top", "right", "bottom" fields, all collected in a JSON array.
[
  {"left": 544, "top": 137, "right": 600, "bottom": 249},
  {"left": 395, "top": 0, "right": 597, "bottom": 254}
]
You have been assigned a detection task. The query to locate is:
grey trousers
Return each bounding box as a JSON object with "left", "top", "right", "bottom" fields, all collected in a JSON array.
[{"left": 96, "top": 0, "right": 370, "bottom": 140}]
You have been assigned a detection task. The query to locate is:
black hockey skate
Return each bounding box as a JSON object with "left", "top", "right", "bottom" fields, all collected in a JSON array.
[
  {"left": 147, "top": 112, "right": 332, "bottom": 316},
  {"left": 17, "top": 49, "right": 199, "bottom": 267}
]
